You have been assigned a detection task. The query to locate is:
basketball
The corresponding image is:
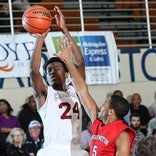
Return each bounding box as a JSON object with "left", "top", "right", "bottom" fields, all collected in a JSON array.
[{"left": 22, "top": 5, "right": 52, "bottom": 34}]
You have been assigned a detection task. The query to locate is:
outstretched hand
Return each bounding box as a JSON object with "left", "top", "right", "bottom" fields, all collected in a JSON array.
[
  {"left": 54, "top": 37, "right": 72, "bottom": 63},
  {"left": 54, "top": 6, "right": 66, "bottom": 30}
]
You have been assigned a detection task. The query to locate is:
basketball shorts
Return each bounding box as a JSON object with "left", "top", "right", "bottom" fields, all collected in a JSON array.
[{"left": 37, "top": 143, "right": 89, "bottom": 156}]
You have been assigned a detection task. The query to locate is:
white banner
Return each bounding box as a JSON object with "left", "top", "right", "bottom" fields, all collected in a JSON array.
[
  {"left": 0, "top": 33, "right": 43, "bottom": 77},
  {"left": 45, "top": 31, "right": 119, "bottom": 84},
  {"left": 0, "top": 32, "right": 119, "bottom": 84}
]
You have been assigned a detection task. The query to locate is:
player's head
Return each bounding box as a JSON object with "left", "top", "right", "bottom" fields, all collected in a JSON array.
[
  {"left": 99, "top": 95, "right": 129, "bottom": 124},
  {"left": 44, "top": 57, "right": 68, "bottom": 73},
  {"left": 44, "top": 57, "right": 69, "bottom": 88},
  {"left": 109, "top": 95, "right": 129, "bottom": 119}
]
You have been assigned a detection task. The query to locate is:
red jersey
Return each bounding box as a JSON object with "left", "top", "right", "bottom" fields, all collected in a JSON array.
[{"left": 90, "top": 119, "right": 135, "bottom": 156}]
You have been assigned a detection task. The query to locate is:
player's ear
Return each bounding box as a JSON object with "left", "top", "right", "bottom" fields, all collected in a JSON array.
[{"left": 108, "top": 109, "right": 114, "bottom": 115}]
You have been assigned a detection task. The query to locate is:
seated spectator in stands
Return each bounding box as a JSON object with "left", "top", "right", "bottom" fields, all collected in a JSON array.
[
  {"left": 130, "top": 113, "right": 145, "bottom": 144},
  {"left": 80, "top": 119, "right": 92, "bottom": 153},
  {"left": 25, "top": 120, "right": 44, "bottom": 156},
  {"left": 148, "top": 91, "right": 156, "bottom": 118},
  {"left": 113, "top": 89, "right": 131, "bottom": 125},
  {"left": 130, "top": 113, "right": 145, "bottom": 156},
  {"left": 5, "top": 127, "right": 29, "bottom": 156},
  {"left": 18, "top": 95, "right": 42, "bottom": 133},
  {"left": 130, "top": 93, "right": 151, "bottom": 135},
  {"left": 0, "top": 0, "right": 10, "bottom": 33},
  {"left": 0, "top": 99, "right": 21, "bottom": 156},
  {"left": 147, "top": 115, "right": 156, "bottom": 136},
  {"left": 137, "top": 136, "right": 156, "bottom": 156}
]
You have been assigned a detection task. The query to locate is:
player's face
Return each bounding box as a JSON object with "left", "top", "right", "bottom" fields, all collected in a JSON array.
[
  {"left": 98, "top": 97, "right": 110, "bottom": 124},
  {"left": 46, "top": 62, "right": 68, "bottom": 88}
]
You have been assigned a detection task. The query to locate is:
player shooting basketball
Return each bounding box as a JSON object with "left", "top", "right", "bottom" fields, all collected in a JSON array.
[{"left": 30, "top": 6, "right": 88, "bottom": 156}]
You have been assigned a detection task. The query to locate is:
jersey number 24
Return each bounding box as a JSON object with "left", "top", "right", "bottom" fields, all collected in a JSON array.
[{"left": 59, "top": 102, "right": 80, "bottom": 119}]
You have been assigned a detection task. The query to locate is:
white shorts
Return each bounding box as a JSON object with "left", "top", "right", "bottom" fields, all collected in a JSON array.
[{"left": 37, "top": 143, "right": 89, "bottom": 156}]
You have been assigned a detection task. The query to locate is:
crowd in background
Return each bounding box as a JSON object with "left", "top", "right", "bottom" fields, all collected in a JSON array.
[
  {"left": 0, "top": 95, "right": 43, "bottom": 156},
  {"left": 1, "top": 90, "right": 156, "bottom": 156},
  {"left": 1, "top": 1, "right": 156, "bottom": 155}
]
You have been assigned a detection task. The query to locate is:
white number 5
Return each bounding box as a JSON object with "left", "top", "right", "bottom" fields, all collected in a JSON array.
[{"left": 92, "top": 145, "right": 97, "bottom": 156}]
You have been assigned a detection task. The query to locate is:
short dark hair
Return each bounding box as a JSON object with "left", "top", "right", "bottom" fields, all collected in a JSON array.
[
  {"left": 44, "top": 57, "right": 68, "bottom": 73},
  {"left": 113, "top": 90, "right": 123, "bottom": 97},
  {"left": 109, "top": 95, "right": 129, "bottom": 119},
  {"left": 130, "top": 112, "right": 141, "bottom": 121}
]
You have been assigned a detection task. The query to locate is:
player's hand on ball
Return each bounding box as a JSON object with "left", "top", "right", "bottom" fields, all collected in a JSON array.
[{"left": 31, "top": 28, "right": 50, "bottom": 42}]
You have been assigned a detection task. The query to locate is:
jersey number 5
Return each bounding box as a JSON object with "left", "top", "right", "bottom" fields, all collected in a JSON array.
[
  {"left": 92, "top": 145, "right": 97, "bottom": 156},
  {"left": 59, "top": 102, "right": 80, "bottom": 119}
]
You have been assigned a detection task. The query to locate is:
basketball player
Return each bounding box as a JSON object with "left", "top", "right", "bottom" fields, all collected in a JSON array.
[
  {"left": 55, "top": 37, "right": 136, "bottom": 156},
  {"left": 30, "top": 6, "right": 88, "bottom": 156}
]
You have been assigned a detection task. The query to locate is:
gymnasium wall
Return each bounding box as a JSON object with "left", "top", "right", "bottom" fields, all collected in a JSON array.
[{"left": 1, "top": 48, "right": 156, "bottom": 115}]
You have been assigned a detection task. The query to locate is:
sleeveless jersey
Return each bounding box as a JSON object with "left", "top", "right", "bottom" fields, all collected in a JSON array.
[
  {"left": 90, "top": 119, "right": 135, "bottom": 156},
  {"left": 37, "top": 85, "right": 89, "bottom": 156}
]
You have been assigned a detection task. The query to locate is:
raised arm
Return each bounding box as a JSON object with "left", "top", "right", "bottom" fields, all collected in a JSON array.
[
  {"left": 30, "top": 30, "right": 49, "bottom": 109},
  {"left": 54, "top": 6, "right": 85, "bottom": 80},
  {"left": 55, "top": 38, "right": 98, "bottom": 122}
]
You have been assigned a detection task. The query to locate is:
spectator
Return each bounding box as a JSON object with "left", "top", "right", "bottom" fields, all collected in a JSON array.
[
  {"left": 130, "top": 93, "right": 151, "bottom": 135},
  {"left": 130, "top": 113, "right": 145, "bottom": 144},
  {"left": 113, "top": 89, "right": 131, "bottom": 125},
  {"left": 0, "top": 99, "right": 21, "bottom": 156},
  {"left": 130, "top": 113, "right": 145, "bottom": 156},
  {"left": 5, "top": 127, "right": 29, "bottom": 156},
  {"left": 18, "top": 95, "right": 42, "bottom": 133},
  {"left": 80, "top": 119, "right": 92, "bottom": 153},
  {"left": 136, "top": 136, "right": 156, "bottom": 156},
  {"left": 25, "top": 120, "right": 44, "bottom": 156},
  {"left": 147, "top": 116, "right": 156, "bottom": 136},
  {"left": 148, "top": 91, "right": 156, "bottom": 118},
  {"left": 0, "top": 0, "right": 10, "bottom": 33}
]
